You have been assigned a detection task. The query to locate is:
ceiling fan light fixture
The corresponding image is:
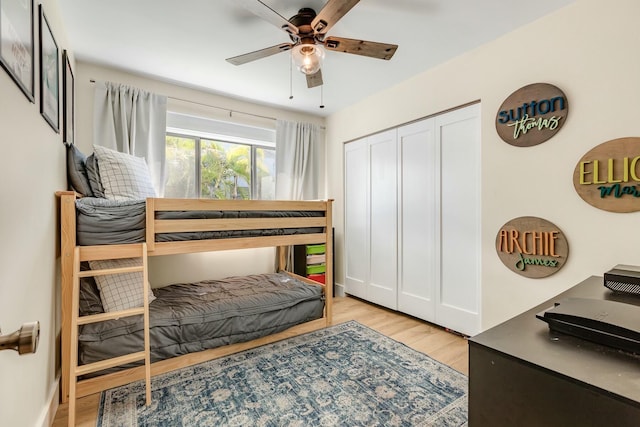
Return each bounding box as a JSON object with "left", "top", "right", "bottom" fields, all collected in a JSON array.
[{"left": 291, "top": 43, "right": 325, "bottom": 75}]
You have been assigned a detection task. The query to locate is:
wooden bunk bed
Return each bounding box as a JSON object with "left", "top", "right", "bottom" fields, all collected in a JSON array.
[{"left": 57, "top": 191, "right": 334, "bottom": 412}]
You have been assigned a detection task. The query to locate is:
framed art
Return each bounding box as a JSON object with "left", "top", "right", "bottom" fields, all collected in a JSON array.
[
  {"left": 39, "top": 4, "right": 58, "bottom": 132},
  {"left": 62, "top": 50, "right": 74, "bottom": 144},
  {"left": 0, "top": 0, "right": 35, "bottom": 102}
]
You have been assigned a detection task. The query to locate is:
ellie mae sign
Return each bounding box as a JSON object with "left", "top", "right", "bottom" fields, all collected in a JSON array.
[
  {"left": 573, "top": 137, "right": 640, "bottom": 213},
  {"left": 496, "top": 217, "right": 569, "bottom": 278},
  {"left": 495, "top": 83, "right": 568, "bottom": 147}
]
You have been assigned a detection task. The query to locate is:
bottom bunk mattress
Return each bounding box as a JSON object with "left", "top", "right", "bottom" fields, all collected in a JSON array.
[{"left": 78, "top": 272, "right": 325, "bottom": 375}]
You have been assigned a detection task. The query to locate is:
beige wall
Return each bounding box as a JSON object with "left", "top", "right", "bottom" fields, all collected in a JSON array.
[
  {"left": 0, "top": 1, "right": 69, "bottom": 426},
  {"left": 326, "top": 0, "right": 640, "bottom": 330}
]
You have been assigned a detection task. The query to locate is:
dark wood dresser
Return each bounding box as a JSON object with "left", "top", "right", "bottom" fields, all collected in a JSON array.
[{"left": 468, "top": 276, "right": 640, "bottom": 426}]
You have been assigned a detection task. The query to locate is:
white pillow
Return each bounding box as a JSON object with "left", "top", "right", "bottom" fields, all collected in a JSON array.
[
  {"left": 88, "top": 257, "right": 156, "bottom": 312},
  {"left": 93, "top": 145, "right": 156, "bottom": 201}
]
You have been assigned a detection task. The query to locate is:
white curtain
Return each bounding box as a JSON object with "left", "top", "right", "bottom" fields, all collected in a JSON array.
[
  {"left": 275, "top": 120, "right": 325, "bottom": 271},
  {"left": 275, "top": 120, "right": 324, "bottom": 200},
  {"left": 93, "top": 81, "right": 168, "bottom": 196}
]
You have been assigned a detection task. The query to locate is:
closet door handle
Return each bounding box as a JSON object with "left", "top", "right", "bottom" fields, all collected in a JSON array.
[{"left": 0, "top": 321, "right": 40, "bottom": 355}]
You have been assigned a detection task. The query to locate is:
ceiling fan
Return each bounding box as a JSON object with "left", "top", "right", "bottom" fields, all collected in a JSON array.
[{"left": 227, "top": 0, "right": 398, "bottom": 89}]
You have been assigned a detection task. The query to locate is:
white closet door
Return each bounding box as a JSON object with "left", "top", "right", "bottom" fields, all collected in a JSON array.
[
  {"left": 397, "top": 119, "right": 437, "bottom": 320},
  {"left": 436, "top": 103, "right": 481, "bottom": 336},
  {"left": 344, "top": 138, "right": 369, "bottom": 300},
  {"left": 367, "top": 129, "right": 398, "bottom": 309},
  {"left": 343, "top": 104, "right": 481, "bottom": 333}
]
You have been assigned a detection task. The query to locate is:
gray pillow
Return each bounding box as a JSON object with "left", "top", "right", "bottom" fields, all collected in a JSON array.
[
  {"left": 66, "top": 144, "right": 93, "bottom": 196},
  {"left": 79, "top": 278, "right": 105, "bottom": 315},
  {"left": 79, "top": 262, "right": 104, "bottom": 315},
  {"left": 85, "top": 153, "right": 106, "bottom": 198}
]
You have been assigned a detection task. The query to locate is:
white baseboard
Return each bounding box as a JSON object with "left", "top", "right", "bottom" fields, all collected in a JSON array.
[
  {"left": 334, "top": 282, "right": 345, "bottom": 297},
  {"left": 37, "top": 377, "right": 59, "bottom": 427}
]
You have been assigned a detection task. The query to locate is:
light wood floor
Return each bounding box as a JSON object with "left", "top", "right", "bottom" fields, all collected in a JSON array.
[{"left": 53, "top": 295, "right": 469, "bottom": 426}]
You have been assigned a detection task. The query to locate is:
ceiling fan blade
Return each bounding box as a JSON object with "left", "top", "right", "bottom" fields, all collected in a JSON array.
[
  {"left": 226, "top": 43, "right": 293, "bottom": 66},
  {"left": 311, "top": 0, "right": 360, "bottom": 37},
  {"left": 306, "top": 69, "right": 323, "bottom": 88},
  {"left": 236, "top": 0, "right": 299, "bottom": 38},
  {"left": 324, "top": 36, "right": 398, "bottom": 60}
]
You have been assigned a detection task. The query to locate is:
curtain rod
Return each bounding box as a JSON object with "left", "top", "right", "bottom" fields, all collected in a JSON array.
[{"left": 89, "top": 79, "right": 277, "bottom": 122}]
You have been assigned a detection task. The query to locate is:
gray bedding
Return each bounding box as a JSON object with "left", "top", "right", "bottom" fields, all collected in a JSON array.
[
  {"left": 75, "top": 197, "right": 324, "bottom": 246},
  {"left": 78, "top": 272, "right": 324, "bottom": 376}
]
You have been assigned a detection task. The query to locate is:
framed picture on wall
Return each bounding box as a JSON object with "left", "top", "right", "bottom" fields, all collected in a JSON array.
[
  {"left": 39, "top": 4, "right": 59, "bottom": 133},
  {"left": 62, "top": 50, "right": 74, "bottom": 144},
  {"left": 0, "top": 0, "right": 35, "bottom": 102}
]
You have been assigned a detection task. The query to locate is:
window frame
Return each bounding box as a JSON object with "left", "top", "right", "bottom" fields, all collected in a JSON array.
[{"left": 165, "top": 131, "right": 275, "bottom": 200}]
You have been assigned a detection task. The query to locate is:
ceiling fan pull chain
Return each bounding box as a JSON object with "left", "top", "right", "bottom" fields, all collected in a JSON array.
[
  {"left": 320, "top": 85, "right": 325, "bottom": 109},
  {"left": 289, "top": 55, "right": 294, "bottom": 100}
]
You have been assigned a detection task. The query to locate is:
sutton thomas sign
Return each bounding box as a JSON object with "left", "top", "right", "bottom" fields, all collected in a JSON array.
[{"left": 496, "top": 83, "right": 568, "bottom": 147}]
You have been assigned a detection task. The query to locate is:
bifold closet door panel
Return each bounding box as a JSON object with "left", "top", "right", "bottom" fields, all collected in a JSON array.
[
  {"left": 436, "top": 103, "right": 481, "bottom": 336},
  {"left": 343, "top": 103, "right": 481, "bottom": 333},
  {"left": 367, "top": 130, "right": 398, "bottom": 309},
  {"left": 397, "top": 119, "right": 437, "bottom": 321},
  {"left": 344, "top": 139, "right": 369, "bottom": 300}
]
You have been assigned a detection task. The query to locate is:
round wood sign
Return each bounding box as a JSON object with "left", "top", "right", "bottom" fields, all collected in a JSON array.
[
  {"left": 495, "top": 217, "right": 569, "bottom": 278},
  {"left": 573, "top": 137, "right": 640, "bottom": 213},
  {"left": 495, "top": 83, "right": 568, "bottom": 147}
]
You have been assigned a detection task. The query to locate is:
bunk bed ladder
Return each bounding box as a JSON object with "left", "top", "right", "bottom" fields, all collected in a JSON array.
[{"left": 67, "top": 243, "right": 152, "bottom": 427}]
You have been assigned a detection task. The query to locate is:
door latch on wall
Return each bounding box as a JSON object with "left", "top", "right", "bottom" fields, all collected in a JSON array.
[{"left": 0, "top": 321, "right": 40, "bottom": 355}]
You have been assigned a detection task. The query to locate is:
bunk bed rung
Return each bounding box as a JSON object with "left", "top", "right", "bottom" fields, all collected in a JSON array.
[
  {"left": 151, "top": 197, "right": 329, "bottom": 212},
  {"left": 77, "top": 307, "right": 145, "bottom": 325},
  {"left": 154, "top": 216, "right": 326, "bottom": 233},
  {"left": 149, "top": 233, "right": 328, "bottom": 256},
  {"left": 78, "top": 265, "right": 144, "bottom": 278},
  {"left": 78, "top": 243, "right": 146, "bottom": 261},
  {"left": 75, "top": 351, "right": 147, "bottom": 376}
]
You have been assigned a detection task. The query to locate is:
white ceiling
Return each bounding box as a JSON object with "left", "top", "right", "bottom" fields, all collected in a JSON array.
[{"left": 58, "top": 0, "right": 575, "bottom": 117}]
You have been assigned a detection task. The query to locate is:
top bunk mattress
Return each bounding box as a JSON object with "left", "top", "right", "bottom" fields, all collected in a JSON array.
[{"left": 75, "top": 197, "right": 325, "bottom": 246}]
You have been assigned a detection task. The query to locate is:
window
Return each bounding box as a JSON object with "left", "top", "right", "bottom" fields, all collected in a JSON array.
[{"left": 164, "top": 113, "right": 276, "bottom": 200}]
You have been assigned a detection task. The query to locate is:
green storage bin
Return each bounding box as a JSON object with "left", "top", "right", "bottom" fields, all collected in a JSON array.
[
  {"left": 306, "top": 263, "right": 326, "bottom": 274},
  {"left": 306, "top": 244, "right": 326, "bottom": 255}
]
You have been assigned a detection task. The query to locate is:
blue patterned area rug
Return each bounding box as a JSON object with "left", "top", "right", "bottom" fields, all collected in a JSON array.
[{"left": 97, "top": 321, "right": 468, "bottom": 426}]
